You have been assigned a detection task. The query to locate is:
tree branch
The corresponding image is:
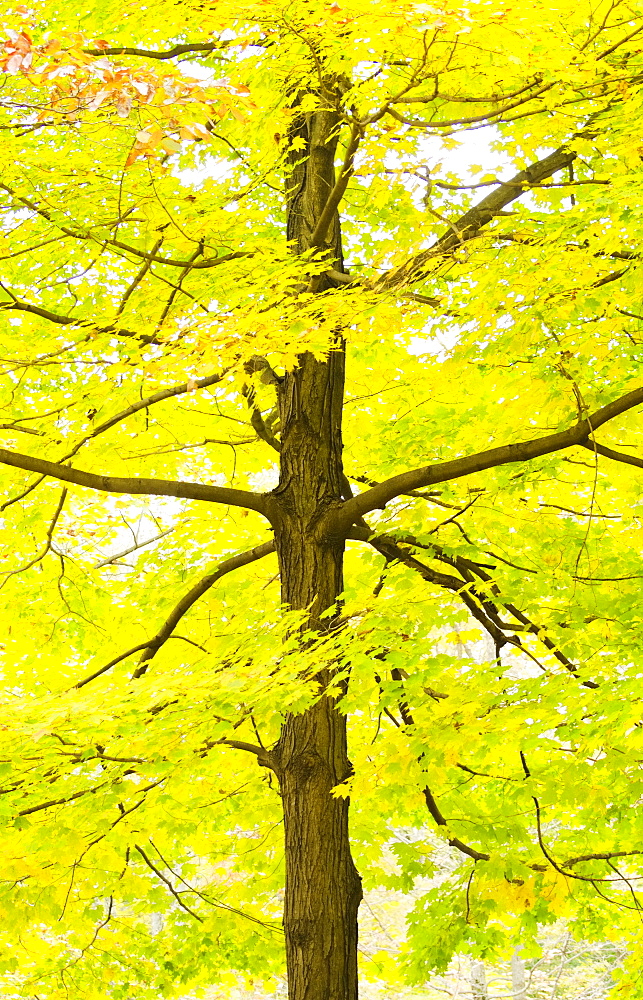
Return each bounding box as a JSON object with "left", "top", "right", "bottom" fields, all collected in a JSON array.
[
  {"left": 84, "top": 42, "right": 225, "bottom": 60},
  {"left": 354, "top": 528, "right": 537, "bottom": 662},
  {"left": 134, "top": 844, "right": 203, "bottom": 921},
  {"left": 349, "top": 526, "right": 598, "bottom": 685},
  {"left": 335, "top": 387, "right": 643, "bottom": 529},
  {"left": 218, "top": 739, "right": 275, "bottom": 769},
  {"left": 310, "top": 123, "right": 362, "bottom": 249},
  {"left": 0, "top": 182, "right": 252, "bottom": 271},
  {"left": 389, "top": 80, "right": 553, "bottom": 127},
  {"left": 583, "top": 440, "right": 643, "bottom": 469},
  {"left": 0, "top": 487, "right": 67, "bottom": 590},
  {"left": 94, "top": 528, "right": 174, "bottom": 568},
  {"left": 59, "top": 372, "right": 227, "bottom": 464},
  {"left": 132, "top": 539, "right": 276, "bottom": 676},
  {"left": 0, "top": 298, "right": 156, "bottom": 344},
  {"left": 104, "top": 241, "right": 252, "bottom": 269},
  {"left": 0, "top": 448, "right": 267, "bottom": 513},
  {"left": 324, "top": 268, "right": 442, "bottom": 307},
  {"left": 74, "top": 643, "right": 152, "bottom": 688},
  {"left": 422, "top": 786, "right": 490, "bottom": 861},
  {"left": 75, "top": 540, "right": 276, "bottom": 686},
  {"left": 563, "top": 851, "right": 643, "bottom": 868},
  {"left": 378, "top": 145, "right": 577, "bottom": 287}
]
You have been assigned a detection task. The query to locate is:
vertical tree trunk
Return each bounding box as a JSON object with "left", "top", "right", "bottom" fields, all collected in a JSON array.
[
  {"left": 511, "top": 948, "right": 526, "bottom": 997},
  {"left": 470, "top": 959, "right": 488, "bottom": 1000},
  {"left": 263, "top": 96, "right": 363, "bottom": 1000}
]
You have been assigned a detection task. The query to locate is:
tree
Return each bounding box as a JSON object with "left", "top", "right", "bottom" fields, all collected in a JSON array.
[{"left": 1, "top": 0, "right": 643, "bottom": 997}]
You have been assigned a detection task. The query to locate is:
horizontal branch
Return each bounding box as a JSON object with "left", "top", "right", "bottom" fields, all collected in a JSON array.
[
  {"left": 0, "top": 447, "right": 267, "bottom": 514},
  {"left": 84, "top": 42, "right": 223, "bottom": 60},
  {"left": 563, "top": 850, "right": 643, "bottom": 868},
  {"left": 217, "top": 739, "right": 275, "bottom": 770},
  {"left": 325, "top": 268, "right": 442, "bottom": 307},
  {"left": 104, "top": 240, "right": 252, "bottom": 269},
  {"left": 395, "top": 79, "right": 543, "bottom": 106},
  {"left": 0, "top": 298, "right": 154, "bottom": 344},
  {"left": 389, "top": 80, "right": 552, "bottom": 128},
  {"left": 335, "top": 388, "right": 643, "bottom": 528}
]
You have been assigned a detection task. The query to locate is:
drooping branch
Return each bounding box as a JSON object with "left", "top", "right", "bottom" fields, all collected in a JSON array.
[
  {"left": 529, "top": 788, "right": 621, "bottom": 884},
  {"left": 0, "top": 447, "right": 267, "bottom": 513},
  {"left": 370, "top": 634, "right": 492, "bottom": 862},
  {"left": 335, "top": 387, "right": 643, "bottom": 529},
  {"left": 583, "top": 440, "right": 643, "bottom": 469},
  {"left": 349, "top": 526, "right": 596, "bottom": 683},
  {"left": 0, "top": 487, "right": 67, "bottom": 589},
  {"left": 132, "top": 539, "right": 276, "bottom": 677},
  {"left": 74, "top": 538, "right": 275, "bottom": 686},
  {"left": 362, "top": 530, "right": 518, "bottom": 652}
]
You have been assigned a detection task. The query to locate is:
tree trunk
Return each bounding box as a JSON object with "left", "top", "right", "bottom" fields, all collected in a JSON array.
[
  {"left": 263, "top": 97, "right": 363, "bottom": 1000},
  {"left": 470, "top": 959, "right": 488, "bottom": 1000},
  {"left": 511, "top": 949, "right": 526, "bottom": 997}
]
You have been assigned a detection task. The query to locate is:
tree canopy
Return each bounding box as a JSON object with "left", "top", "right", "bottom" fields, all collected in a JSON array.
[{"left": 1, "top": 0, "right": 643, "bottom": 997}]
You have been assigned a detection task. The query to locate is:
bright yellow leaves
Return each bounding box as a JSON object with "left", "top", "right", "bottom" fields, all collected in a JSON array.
[{"left": 476, "top": 874, "right": 537, "bottom": 915}]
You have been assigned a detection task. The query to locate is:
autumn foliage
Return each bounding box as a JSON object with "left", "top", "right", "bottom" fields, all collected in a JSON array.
[{"left": 0, "top": 0, "right": 643, "bottom": 998}]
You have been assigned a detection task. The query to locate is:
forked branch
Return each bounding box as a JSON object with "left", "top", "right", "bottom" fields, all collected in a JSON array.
[{"left": 335, "top": 387, "right": 643, "bottom": 530}]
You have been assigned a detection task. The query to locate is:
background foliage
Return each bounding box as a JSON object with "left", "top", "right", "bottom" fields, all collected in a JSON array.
[{"left": 1, "top": 0, "right": 643, "bottom": 996}]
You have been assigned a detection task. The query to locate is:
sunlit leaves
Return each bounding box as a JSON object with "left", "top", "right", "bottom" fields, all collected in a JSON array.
[{"left": 1, "top": 0, "right": 643, "bottom": 995}]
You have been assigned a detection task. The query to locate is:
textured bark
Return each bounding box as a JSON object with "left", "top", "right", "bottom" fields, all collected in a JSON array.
[
  {"left": 272, "top": 696, "right": 362, "bottom": 1000},
  {"left": 263, "top": 97, "right": 363, "bottom": 1000}
]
